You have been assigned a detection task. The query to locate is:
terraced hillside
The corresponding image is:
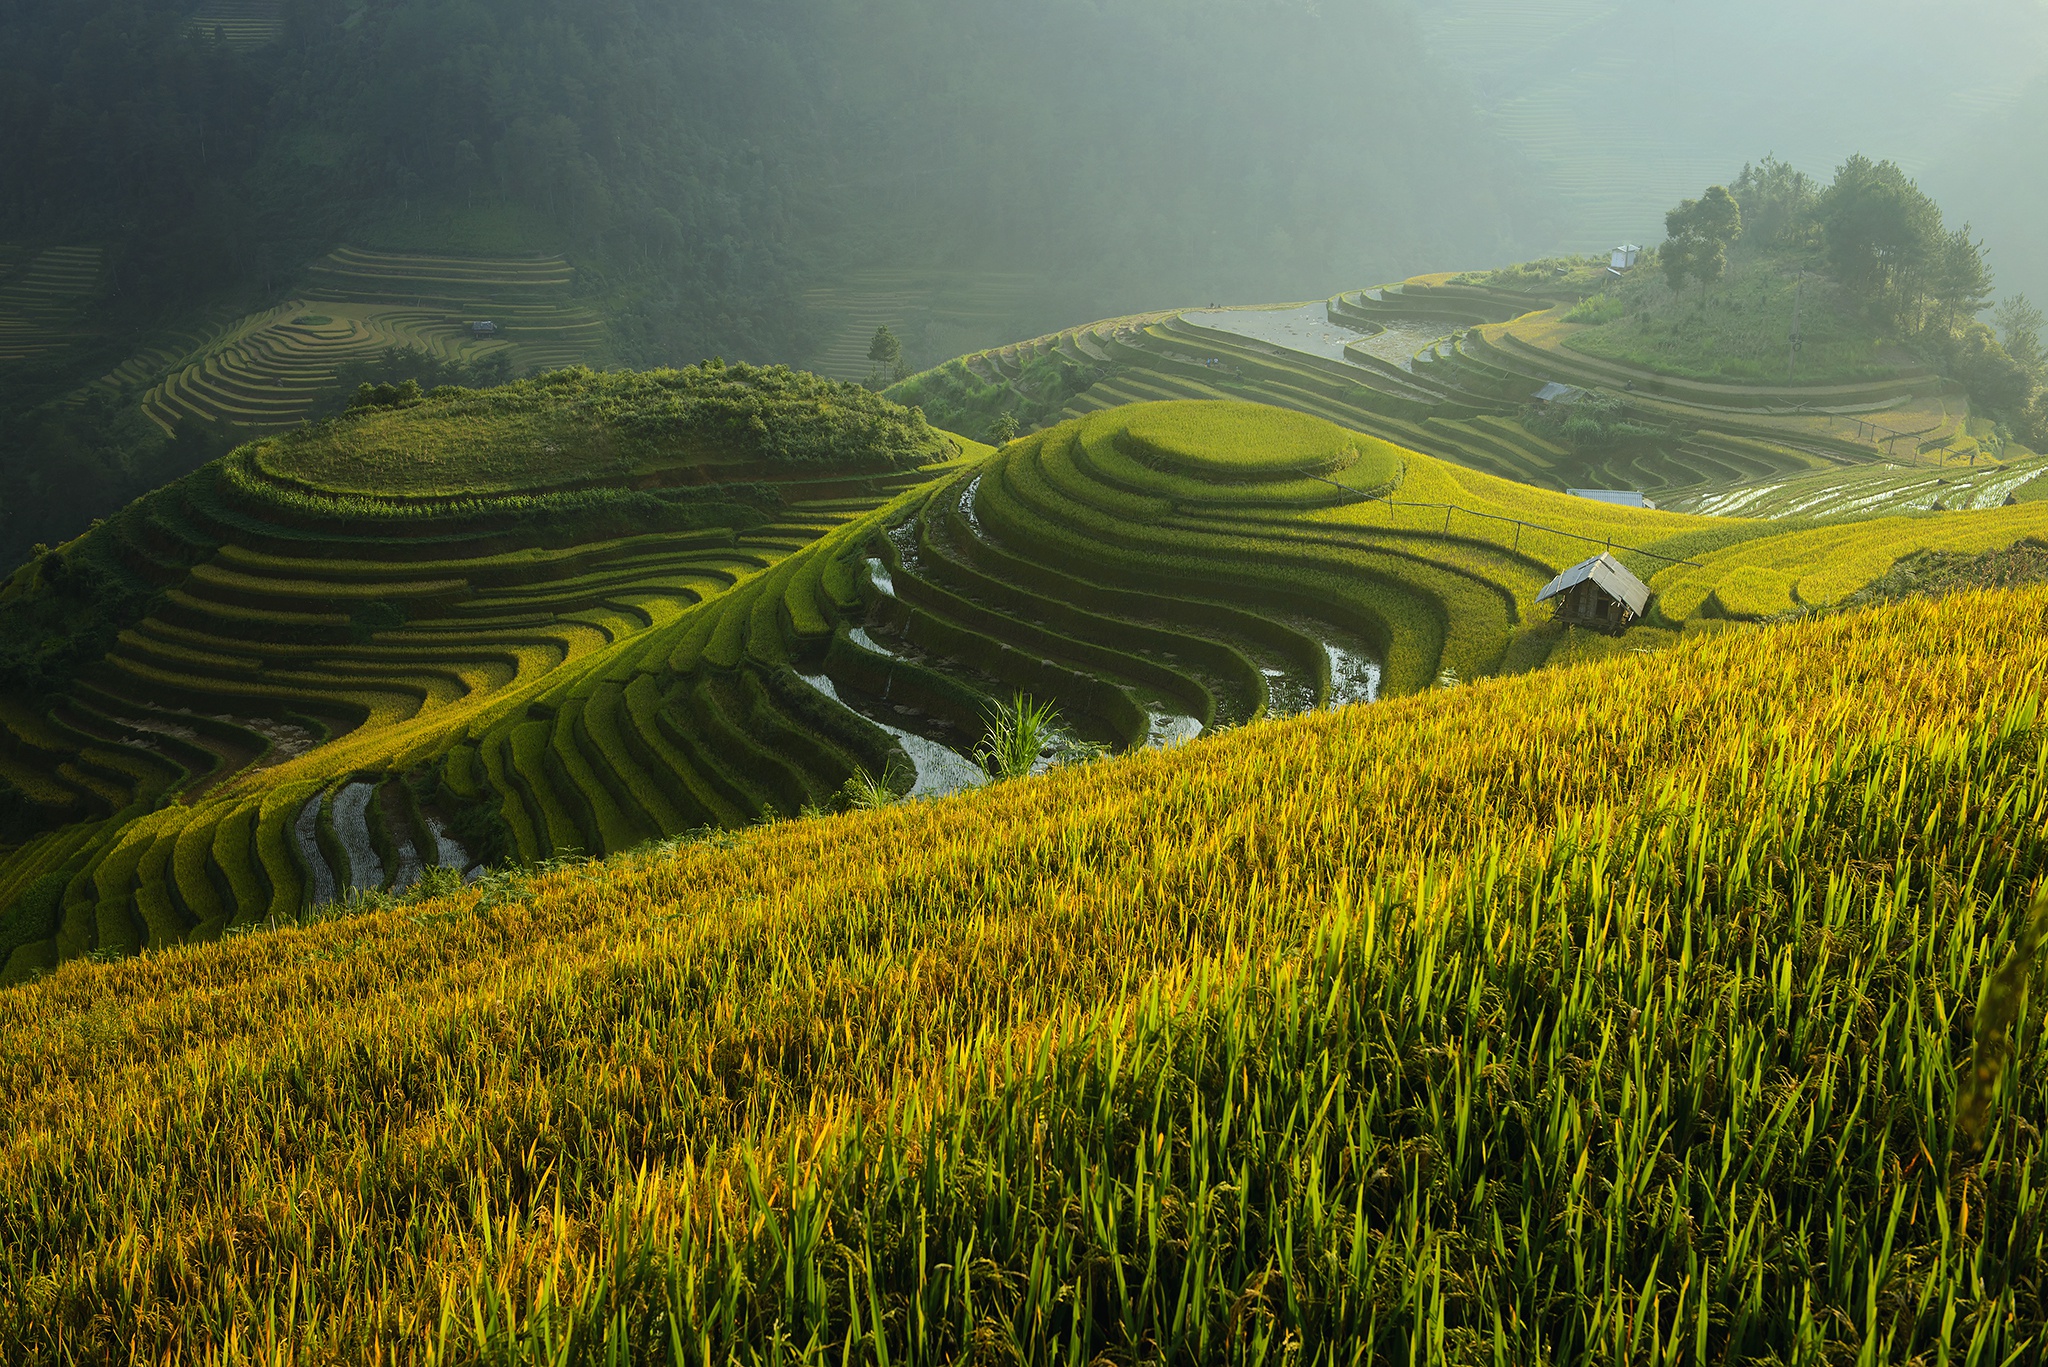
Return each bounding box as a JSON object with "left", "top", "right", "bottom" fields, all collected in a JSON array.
[
  {"left": 15, "top": 385, "right": 2048, "bottom": 985},
  {"left": 802, "top": 268, "right": 1048, "bottom": 382},
  {"left": 0, "top": 365, "right": 949, "bottom": 981},
  {"left": 1668, "top": 449, "right": 2048, "bottom": 519},
  {"left": 127, "top": 248, "right": 604, "bottom": 433},
  {"left": 0, "top": 246, "right": 103, "bottom": 364},
  {"left": 184, "top": 0, "right": 281, "bottom": 49},
  {"left": 893, "top": 265, "right": 2005, "bottom": 513}
]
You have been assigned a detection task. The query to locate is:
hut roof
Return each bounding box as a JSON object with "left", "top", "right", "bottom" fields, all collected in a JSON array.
[{"left": 1536, "top": 552, "right": 1652, "bottom": 616}]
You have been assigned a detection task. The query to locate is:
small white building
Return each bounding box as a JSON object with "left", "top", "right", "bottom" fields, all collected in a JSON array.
[
  {"left": 1568, "top": 488, "right": 1658, "bottom": 510},
  {"left": 1610, "top": 244, "right": 1642, "bottom": 272}
]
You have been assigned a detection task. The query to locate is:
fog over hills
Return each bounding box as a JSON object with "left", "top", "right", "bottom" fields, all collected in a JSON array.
[{"left": 1417, "top": 0, "right": 2048, "bottom": 300}]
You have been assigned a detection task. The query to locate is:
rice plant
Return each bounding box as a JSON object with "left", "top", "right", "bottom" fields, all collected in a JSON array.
[
  {"left": 838, "top": 762, "right": 907, "bottom": 810},
  {"left": 975, "top": 691, "right": 1061, "bottom": 778}
]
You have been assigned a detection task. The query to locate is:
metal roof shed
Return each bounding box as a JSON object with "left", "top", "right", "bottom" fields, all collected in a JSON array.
[{"left": 1536, "top": 552, "right": 1652, "bottom": 634}]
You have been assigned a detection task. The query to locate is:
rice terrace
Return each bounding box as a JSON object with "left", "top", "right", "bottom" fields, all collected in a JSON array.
[{"left": 6, "top": 11, "right": 2048, "bottom": 1356}]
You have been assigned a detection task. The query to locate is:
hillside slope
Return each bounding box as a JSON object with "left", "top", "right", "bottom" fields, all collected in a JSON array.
[
  {"left": 3, "top": 589, "right": 2045, "bottom": 1360},
  {"left": 11, "top": 393, "right": 2048, "bottom": 983},
  {"left": 0, "top": 365, "right": 952, "bottom": 979}
]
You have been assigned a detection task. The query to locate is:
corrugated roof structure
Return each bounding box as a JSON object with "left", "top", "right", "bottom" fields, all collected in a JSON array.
[{"left": 1536, "top": 552, "right": 1652, "bottom": 617}]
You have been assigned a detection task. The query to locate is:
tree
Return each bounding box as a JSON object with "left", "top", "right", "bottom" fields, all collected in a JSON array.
[
  {"left": 867, "top": 326, "right": 904, "bottom": 386},
  {"left": 1996, "top": 295, "right": 2046, "bottom": 374},
  {"left": 1950, "top": 324, "right": 2032, "bottom": 417},
  {"left": 1932, "top": 225, "right": 1994, "bottom": 333},
  {"left": 984, "top": 413, "right": 1018, "bottom": 446},
  {"left": 1731, "top": 157, "right": 1819, "bottom": 247},
  {"left": 1661, "top": 184, "right": 1743, "bottom": 294},
  {"left": 1820, "top": 156, "right": 1944, "bottom": 321}
]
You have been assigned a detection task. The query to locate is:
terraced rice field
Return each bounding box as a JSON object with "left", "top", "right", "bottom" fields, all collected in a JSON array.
[
  {"left": 10, "top": 370, "right": 2048, "bottom": 985},
  {"left": 183, "top": 0, "right": 281, "bottom": 48},
  {"left": 0, "top": 367, "right": 946, "bottom": 981},
  {"left": 134, "top": 248, "right": 603, "bottom": 433},
  {"left": 0, "top": 246, "right": 103, "bottom": 364},
  {"left": 10, "top": 545, "right": 2048, "bottom": 1361},
  {"left": 803, "top": 269, "right": 1046, "bottom": 381},
  {"left": 1668, "top": 452, "right": 2048, "bottom": 518},
  {"left": 899, "top": 268, "right": 2015, "bottom": 517}
]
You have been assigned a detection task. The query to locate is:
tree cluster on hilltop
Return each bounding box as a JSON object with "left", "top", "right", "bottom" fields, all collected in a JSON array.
[{"left": 1650, "top": 156, "right": 2048, "bottom": 442}]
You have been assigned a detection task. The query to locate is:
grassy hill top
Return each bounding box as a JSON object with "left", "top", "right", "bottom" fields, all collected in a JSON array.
[
  {"left": 1560, "top": 251, "right": 1913, "bottom": 384},
  {"left": 257, "top": 364, "right": 947, "bottom": 500},
  {"left": 3, "top": 587, "right": 2044, "bottom": 1360}
]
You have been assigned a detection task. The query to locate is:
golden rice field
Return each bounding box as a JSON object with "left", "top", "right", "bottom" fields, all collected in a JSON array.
[{"left": 3, "top": 587, "right": 2046, "bottom": 1362}]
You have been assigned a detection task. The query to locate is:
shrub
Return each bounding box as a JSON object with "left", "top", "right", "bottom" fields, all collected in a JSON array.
[{"left": 1563, "top": 292, "right": 1626, "bottom": 325}]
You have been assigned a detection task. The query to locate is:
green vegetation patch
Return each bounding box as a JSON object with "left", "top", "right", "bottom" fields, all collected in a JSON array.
[
  {"left": 1563, "top": 255, "right": 1908, "bottom": 384},
  {"left": 1112, "top": 401, "right": 1366, "bottom": 483},
  {"left": 257, "top": 363, "right": 949, "bottom": 500},
  {"left": 1837, "top": 538, "right": 2048, "bottom": 609}
]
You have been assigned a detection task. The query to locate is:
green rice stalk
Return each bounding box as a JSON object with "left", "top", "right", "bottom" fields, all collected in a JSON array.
[
  {"left": 975, "top": 693, "right": 1060, "bottom": 780},
  {"left": 1958, "top": 884, "right": 2048, "bottom": 1143}
]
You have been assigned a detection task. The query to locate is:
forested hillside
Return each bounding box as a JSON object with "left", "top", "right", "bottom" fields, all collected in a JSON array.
[{"left": 0, "top": 0, "right": 1540, "bottom": 569}]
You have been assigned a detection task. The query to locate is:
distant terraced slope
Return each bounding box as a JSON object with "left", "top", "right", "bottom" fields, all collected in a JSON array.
[
  {"left": 184, "top": 0, "right": 281, "bottom": 49},
  {"left": 126, "top": 248, "right": 604, "bottom": 433},
  {"left": 0, "top": 246, "right": 103, "bottom": 364},
  {"left": 802, "top": 268, "right": 1047, "bottom": 381},
  {"left": 895, "top": 264, "right": 2005, "bottom": 512}
]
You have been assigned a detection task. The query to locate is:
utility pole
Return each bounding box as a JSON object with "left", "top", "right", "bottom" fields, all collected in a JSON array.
[{"left": 1788, "top": 271, "right": 1803, "bottom": 380}]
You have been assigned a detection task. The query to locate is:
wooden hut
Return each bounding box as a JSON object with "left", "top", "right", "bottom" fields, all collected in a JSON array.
[{"left": 1536, "top": 552, "right": 1651, "bottom": 634}]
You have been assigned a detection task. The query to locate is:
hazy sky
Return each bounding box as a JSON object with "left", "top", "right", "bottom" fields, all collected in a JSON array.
[{"left": 1415, "top": 0, "right": 2048, "bottom": 302}]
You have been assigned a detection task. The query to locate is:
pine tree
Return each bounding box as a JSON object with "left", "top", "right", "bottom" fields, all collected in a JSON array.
[{"left": 867, "top": 326, "right": 904, "bottom": 387}]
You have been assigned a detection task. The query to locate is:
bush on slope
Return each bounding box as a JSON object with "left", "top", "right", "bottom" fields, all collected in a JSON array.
[{"left": 2, "top": 589, "right": 2047, "bottom": 1361}]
